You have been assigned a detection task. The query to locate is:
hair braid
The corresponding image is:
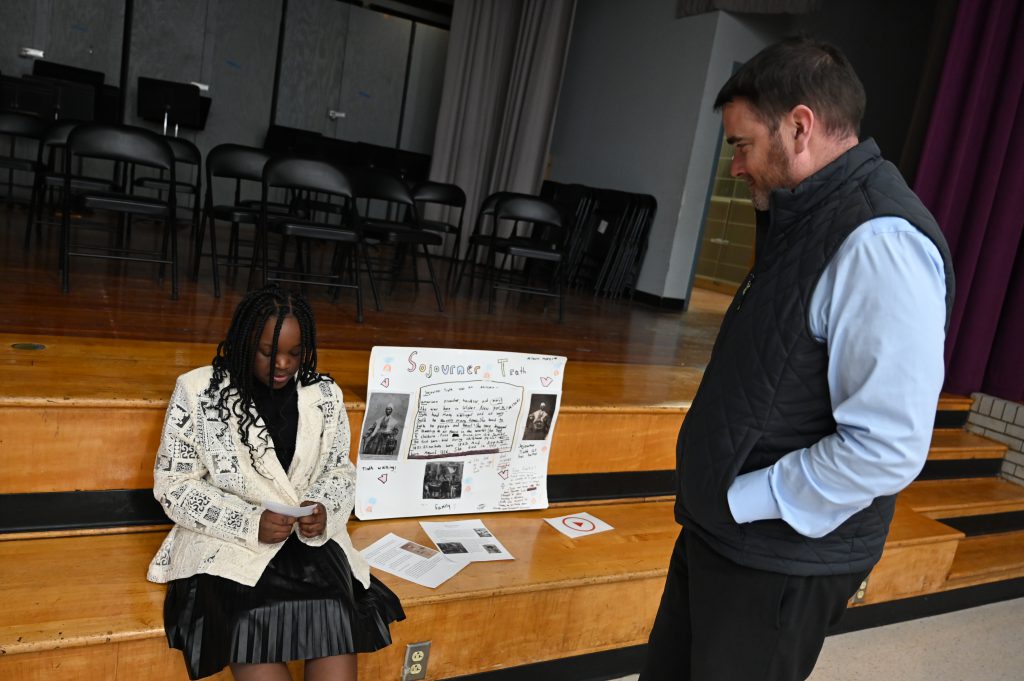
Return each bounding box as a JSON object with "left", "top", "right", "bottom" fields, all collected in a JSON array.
[{"left": 205, "top": 285, "right": 332, "bottom": 478}]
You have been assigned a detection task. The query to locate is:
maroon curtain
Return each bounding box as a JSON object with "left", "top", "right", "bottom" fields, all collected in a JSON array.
[{"left": 913, "top": 0, "right": 1024, "bottom": 402}]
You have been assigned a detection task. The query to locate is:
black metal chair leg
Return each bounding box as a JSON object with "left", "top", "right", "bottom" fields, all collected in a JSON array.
[
  {"left": 170, "top": 216, "right": 179, "bottom": 300},
  {"left": 421, "top": 243, "right": 444, "bottom": 312},
  {"left": 353, "top": 245, "right": 364, "bottom": 323},
  {"left": 209, "top": 215, "right": 222, "bottom": 298},
  {"left": 362, "top": 242, "right": 382, "bottom": 311}
]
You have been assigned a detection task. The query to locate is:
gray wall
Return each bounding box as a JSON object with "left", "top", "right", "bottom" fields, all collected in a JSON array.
[
  {"left": 126, "top": 0, "right": 282, "bottom": 158},
  {"left": 276, "top": 1, "right": 444, "bottom": 151},
  {"left": 400, "top": 24, "right": 449, "bottom": 154},
  {"left": 0, "top": 0, "right": 124, "bottom": 82},
  {"left": 548, "top": 0, "right": 782, "bottom": 300},
  {"left": 548, "top": 0, "right": 941, "bottom": 303},
  {"left": 2, "top": 0, "right": 447, "bottom": 159},
  {"left": 276, "top": 0, "right": 351, "bottom": 135}
]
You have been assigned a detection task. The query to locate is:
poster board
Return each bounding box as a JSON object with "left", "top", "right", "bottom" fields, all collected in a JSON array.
[{"left": 355, "top": 347, "right": 567, "bottom": 520}]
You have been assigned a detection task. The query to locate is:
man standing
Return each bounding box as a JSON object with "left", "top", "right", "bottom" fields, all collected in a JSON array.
[{"left": 641, "top": 38, "right": 954, "bottom": 681}]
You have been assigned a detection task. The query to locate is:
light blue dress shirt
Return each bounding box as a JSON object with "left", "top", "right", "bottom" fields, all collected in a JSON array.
[{"left": 726, "top": 216, "right": 948, "bottom": 538}]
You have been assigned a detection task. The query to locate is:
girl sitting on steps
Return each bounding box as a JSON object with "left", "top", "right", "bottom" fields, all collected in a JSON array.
[{"left": 148, "top": 285, "right": 403, "bottom": 680}]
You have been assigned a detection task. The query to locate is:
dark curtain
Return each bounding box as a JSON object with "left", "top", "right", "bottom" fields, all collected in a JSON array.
[
  {"left": 913, "top": 0, "right": 1024, "bottom": 402},
  {"left": 428, "top": 0, "right": 576, "bottom": 259}
]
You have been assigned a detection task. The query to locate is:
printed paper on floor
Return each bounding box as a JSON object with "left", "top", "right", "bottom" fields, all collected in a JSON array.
[
  {"left": 360, "top": 532, "right": 467, "bottom": 588},
  {"left": 419, "top": 519, "right": 514, "bottom": 561}
]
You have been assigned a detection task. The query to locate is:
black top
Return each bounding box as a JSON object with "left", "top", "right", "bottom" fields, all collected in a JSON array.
[{"left": 251, "top": 379, "right": 299, "bottom": 473}]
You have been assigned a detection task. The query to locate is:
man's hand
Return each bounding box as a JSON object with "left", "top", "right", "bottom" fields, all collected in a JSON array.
[
  {"left": 298, "top": 501, "right": 327, "bottom": 538},
  {"left": 258, "top": 509, "right": 296, "bottom": 544}
]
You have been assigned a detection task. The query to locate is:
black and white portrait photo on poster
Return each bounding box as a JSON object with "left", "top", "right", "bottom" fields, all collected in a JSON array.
[
  {"left": 361, "top": 393, "right": 410, "bottom": 460},
  {"left": 422, "top": 461, "right": 464, "bottom": 499},
  {"left": 522, "top": 394, "right": 556, "bottom": 440},
  {"left": 437, "top": 542, "right": 469, "bottom": 554}
]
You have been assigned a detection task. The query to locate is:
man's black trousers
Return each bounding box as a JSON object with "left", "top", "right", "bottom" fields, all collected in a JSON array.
[{"left": 639, "top": 529, "right": 869, "bottom": 681}]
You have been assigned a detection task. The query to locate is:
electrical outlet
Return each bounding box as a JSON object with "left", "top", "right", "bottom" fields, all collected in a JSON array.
[
  {"left": 401, "top": 641, "right": 431, "bottom": 681},
  {"left": 849, "top": 576, "right": 869, "bottom": 604}
]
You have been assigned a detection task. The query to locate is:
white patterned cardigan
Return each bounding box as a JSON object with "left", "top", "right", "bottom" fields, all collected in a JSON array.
[{"left": 147, "top": 365, "right": 370, "bottom": 589}]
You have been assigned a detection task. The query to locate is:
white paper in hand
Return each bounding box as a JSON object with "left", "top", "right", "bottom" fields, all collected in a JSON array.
[
  {"left": 544, "top": 511, "right": 613, "bottom": 538},
  {"left": 263, "top": 499, "right": 316, "bottom": 517}
]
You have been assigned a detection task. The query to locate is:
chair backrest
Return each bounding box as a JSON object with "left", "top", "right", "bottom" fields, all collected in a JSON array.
[
  {"left": 41, "top": 120, "right": 79, "bottom": 149},
  {"left": 263, "top": 157, "right": 353, "bottom": 199},
  {"left": 0, "top": 111, "right": 46, "bottom": 139},
  {"left": 495, "top": 196, "right": 565, "bottom": 247},
  {"left": 479, "top": 191, "right": 529, "bottom": 217},
  {"left": 165, "top": 137, "right": 200, "bottom": 167},
  {"left": 495, "top": 196, "right": 563, "bottom": 227},
  {"left": 412, "top": 181, "right": 465, "bottom": 207},
  {"left": 350, "top": 167, "right": 415, "bottom": 207},
  {"left": 205, "top": 143, "right": 270, "bottom": 182},
  {"left": 67, "top": 124, "right": 174, "bottom": 172}
]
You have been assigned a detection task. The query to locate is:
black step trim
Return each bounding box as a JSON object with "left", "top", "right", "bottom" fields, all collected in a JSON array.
[
  {"left": 940, "top": 511, "right": 1024, "bottom": 537},
  {"left": 935, "top": 410, "right": 969, "bottom": 429},
  {"left": 0, "top": 471, "right": 678, "bottom": 534},
  {"left": 0, "top": 490, "right": 166, "bottom": 534},
  {"left": 547, "top": 470, "right": 676, "bottom": 503},
  {"left": 447, "top": 644, "right": 645, "bottom": 681},
  {"left": 916, "top": 458, "right": 1003, "bottom": 480}
]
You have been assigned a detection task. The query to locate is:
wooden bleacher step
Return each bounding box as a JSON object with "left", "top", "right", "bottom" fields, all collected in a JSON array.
[
  {"left": 927, "top": 429, "right": 1008, "bottom": 460},
  {"left": 855, "top": 502, "right": 963, "bottom": 605},
  {"left": 901, "top": 478, "right": 1024, "bottom": 519},
  {"left": 935, "top": 393, "right": 974, "bottom": 429},
  {"left": 937, "top": 393, "right": 974, "bottom": 413},
  {"left": 919, "top": 429, "right": 1008, "bottom": 481},
  {"left": 0, "top": 500, "right": 678, "bottom": 679},
  {"left": 945, "top": 529, "right": 1024, "bottom": 586}
]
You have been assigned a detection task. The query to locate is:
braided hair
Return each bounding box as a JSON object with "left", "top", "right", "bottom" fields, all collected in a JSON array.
[{"left": 206, "top": 285, "right": 331, "bottom": 476}]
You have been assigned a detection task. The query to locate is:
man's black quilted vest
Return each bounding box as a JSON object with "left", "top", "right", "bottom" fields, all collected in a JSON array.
[{"left": 675, "top": 139, "right": 954, "bottom": 576}]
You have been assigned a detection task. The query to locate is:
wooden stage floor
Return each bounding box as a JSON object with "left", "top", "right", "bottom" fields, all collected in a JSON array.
[{"left": 1, "top": 204, "right": 731, "bottom": 368}]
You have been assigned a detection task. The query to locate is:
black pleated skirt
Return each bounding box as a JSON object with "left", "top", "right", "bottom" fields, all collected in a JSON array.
[{"left": 164, "top": 536, "right": 405, "bottom": 680}]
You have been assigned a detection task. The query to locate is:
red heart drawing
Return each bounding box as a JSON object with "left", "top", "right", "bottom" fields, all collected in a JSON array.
[{"left": 540, "top": 376, "right": 553, "bottom": 387}]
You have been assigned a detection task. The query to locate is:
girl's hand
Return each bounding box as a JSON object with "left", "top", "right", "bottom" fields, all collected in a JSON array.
[
  {"left": 258, "top": 509, "right": 296, "bottom": 544},
  {"left": 298, "top": 501, "right": 327, "bottom": 538}
]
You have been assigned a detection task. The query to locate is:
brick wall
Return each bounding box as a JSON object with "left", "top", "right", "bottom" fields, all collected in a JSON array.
[{"left": 967, "top": 393, "right": 1024, "bottom": 486}]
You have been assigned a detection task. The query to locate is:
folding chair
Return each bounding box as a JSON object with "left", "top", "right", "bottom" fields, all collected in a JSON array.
[
  {"left": 350, "top": 168, "right": 445, "bottom": 312},
  {"left": 61, "top": 124, "right": 178, "bottom": 298},
  {"left": 256, "top": 157, "right": 377, "bottom": 322},
  {"left": 486, "top": 195, "right": 568, "bottom": 322}
]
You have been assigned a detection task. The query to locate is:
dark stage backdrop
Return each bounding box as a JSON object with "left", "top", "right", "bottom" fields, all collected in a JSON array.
[{"left": 914, "top": 0, "right": 1024, "bottom": 403}]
